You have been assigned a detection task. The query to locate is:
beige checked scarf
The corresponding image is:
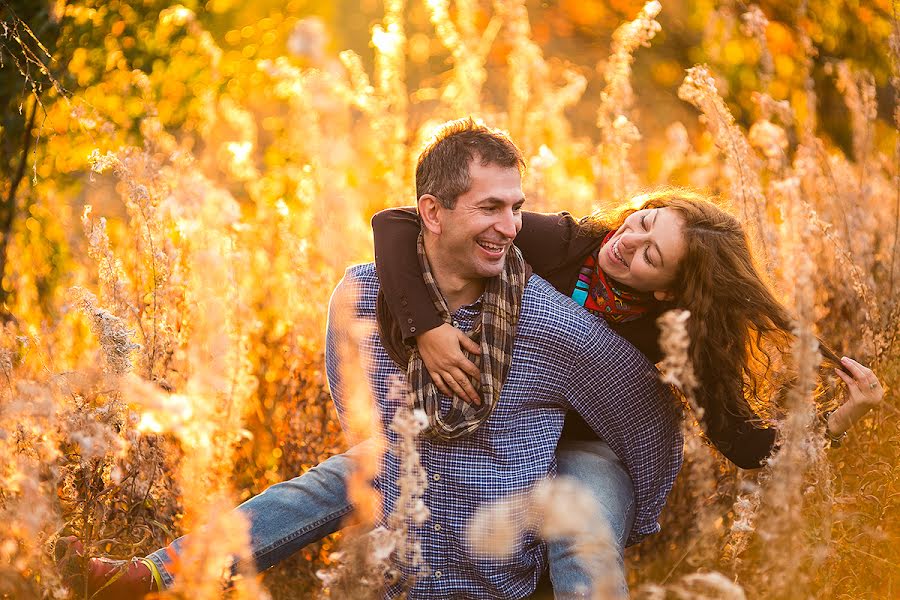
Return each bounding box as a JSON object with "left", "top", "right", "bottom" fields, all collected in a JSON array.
[{"left": 379, "top": 231, "right": 530, "bottom": 441}]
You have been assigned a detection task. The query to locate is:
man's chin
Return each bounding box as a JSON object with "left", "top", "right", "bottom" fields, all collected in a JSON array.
[{"left": 476, "top": 260, "right": 506, "bottom": 278}]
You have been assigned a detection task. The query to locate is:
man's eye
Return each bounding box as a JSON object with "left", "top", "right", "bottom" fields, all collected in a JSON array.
[
  {"left": 643, "top": 247, "right": 654, "bottom": 266},
  {"left": 513, "top": 205, "right": 523, "bottom": 213}
]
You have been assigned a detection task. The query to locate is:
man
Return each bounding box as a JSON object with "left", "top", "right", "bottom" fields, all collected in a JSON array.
[
  {"left": 325, "top": 117, "right": 682, "bottom": 597},
  {"left": 57, "top": 118, "right": 682, "bottom": 598}
]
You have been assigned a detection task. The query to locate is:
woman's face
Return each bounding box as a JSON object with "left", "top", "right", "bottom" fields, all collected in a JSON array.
[{"left": 595, "top": 207, "right": 686, "bottom": 300}]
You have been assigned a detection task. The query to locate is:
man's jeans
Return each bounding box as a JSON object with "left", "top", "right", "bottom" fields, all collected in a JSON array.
[
  {"left": 146, "top": 439, "right": 634, "bottom": 597},
  {"left": 548, "top": 440, "right": 634, "bottom": 599}
]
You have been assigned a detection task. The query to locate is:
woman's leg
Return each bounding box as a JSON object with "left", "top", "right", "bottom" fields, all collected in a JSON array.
[
  {"left": 146, "top": 442, "right": 366, "bottom": 588},
  {"left": 547, "top": 439, "right": 635, "bottom": 599}
]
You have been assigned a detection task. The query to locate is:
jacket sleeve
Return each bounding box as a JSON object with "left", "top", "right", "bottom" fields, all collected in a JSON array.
[
  {"left": 371, "top": 207, "right": 444, "bottom": 341},
  {"left": 372, "top": 208, "right": 599, "bottom": 340},
  {"left": 515, "top": 211, "right": 585, "bottom": 275},
  {"left": 517, "top": 211, "right": 604, "bottom": 295},
  {"left": 703, "top": 409, "right": 777, "bottom": 469}
]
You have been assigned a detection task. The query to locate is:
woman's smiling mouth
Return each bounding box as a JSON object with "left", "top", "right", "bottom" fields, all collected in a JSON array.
[{"left": 609, "top": 238, "right": 628, "bottom": 267}]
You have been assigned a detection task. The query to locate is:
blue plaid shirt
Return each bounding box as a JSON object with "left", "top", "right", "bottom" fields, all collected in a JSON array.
[{"left": 325, "top": 263, "right": 683, "bottom": 599}]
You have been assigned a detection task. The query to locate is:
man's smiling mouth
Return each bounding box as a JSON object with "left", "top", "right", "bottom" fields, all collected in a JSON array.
[{"left": 478, "top": 240, "right": 506, "bottom": 255}]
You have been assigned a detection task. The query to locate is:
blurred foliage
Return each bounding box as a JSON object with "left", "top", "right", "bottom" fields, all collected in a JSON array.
[{"left": 0, "top": 0, "right": 896, "bottom": 598}]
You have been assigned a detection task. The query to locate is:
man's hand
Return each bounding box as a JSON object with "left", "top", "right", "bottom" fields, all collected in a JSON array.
[{"left": 417, "top": 323, "right": 483, "bottom": 405}]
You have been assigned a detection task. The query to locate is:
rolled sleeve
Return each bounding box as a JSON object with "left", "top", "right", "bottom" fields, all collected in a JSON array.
[{"left": 561, "top": 316, "right": 684, "bottom": 545}]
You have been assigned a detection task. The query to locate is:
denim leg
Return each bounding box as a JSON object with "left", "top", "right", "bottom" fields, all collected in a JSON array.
[
  {"left": 548, "top": 439, "right": 635, "bottom": 600},
  {"left": 146, "top": 443, "right": 365, "bottom": 588}
]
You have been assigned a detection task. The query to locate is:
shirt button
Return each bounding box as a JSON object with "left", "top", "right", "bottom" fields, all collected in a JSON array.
[
  {"left": 410, "top": 326, "right": 417, "bottom": 333},
  {"left": 434, "top": 570, "right": 442, "bottom": 578},
  {"left": 452, "top": 320, "right": 459, "bottom": 327},
  {"left": 407, "top": 318, "right": 414, "bottom": 324},
  {"left": 401, "top": 299, "right": 408, "bottom": 306},
  {"left": 432, "top": 473, "right": 441, "bottom": 481},
  {"left": 434, "top": 523, "right": 441, "bottom": 531}
]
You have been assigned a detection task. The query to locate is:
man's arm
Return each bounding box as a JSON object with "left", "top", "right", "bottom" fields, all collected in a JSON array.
[
  {"left": 561, "top": 317, "right": 683, "bottom": 545},
  {"left": 325, "top": 271, "right": 366, "bottom": 442}
]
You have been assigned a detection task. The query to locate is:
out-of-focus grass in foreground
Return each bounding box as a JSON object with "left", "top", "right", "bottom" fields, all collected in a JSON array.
[{"left": 0, "top": 1, "right": 897, "bottom": 598}]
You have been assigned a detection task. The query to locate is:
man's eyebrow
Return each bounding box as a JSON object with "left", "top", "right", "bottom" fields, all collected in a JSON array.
[
  {"left": 478, "top": 196, "right": 527, "bottom": 205},
  {"left": 650, "top": 209, "right": 664, "bottom": 267}
]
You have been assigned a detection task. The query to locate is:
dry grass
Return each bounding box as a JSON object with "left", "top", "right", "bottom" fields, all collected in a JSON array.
[{"left": 0, "top": 1, "right": 896, "bottom": 598}]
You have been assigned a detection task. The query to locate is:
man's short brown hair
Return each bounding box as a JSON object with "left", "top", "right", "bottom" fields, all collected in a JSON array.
[{"left": 415, "top": 118, "right": 526, "bottom": 209}]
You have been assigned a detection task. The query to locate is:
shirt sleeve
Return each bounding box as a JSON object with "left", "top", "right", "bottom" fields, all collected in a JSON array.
[
  {"left": 609, "top": 306, "right": 775, "bottom": 469},
  {"left": 561, "top": 318, "right": 683, "bottom": 545},
  {"left": 325, "top": 270, "right": 369, "bottom": 441},
  {"left": 371, "top": 207, "right": 444, "bottom": 341}
]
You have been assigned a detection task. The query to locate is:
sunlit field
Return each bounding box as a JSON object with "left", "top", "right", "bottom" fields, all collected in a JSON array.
[{"left": 0, "top": 0, "right": 897, "bottom": 598}]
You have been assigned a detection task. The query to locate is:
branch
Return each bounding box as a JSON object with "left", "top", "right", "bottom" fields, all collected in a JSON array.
[{"left": 0, "top": 94, "right": 38, "bottom": 316}]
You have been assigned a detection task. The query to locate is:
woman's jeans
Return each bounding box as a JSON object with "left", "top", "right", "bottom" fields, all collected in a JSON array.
[{"left": 146, "top": 439, "right": 635, "bottom": 598}]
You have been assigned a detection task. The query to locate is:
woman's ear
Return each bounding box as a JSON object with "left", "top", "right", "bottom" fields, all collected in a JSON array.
[
  {"left": 653, "top": 289, "right": 675, "bottom": 302},
  {"left": 417, "top": 194, "right": 443, "bottom": 235}
]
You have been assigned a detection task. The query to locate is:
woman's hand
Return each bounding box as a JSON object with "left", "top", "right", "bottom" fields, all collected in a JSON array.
[
  {"left": 829, "top": 356, "right": 884, "bottom": 436},
  {"left": 417, "top": 323, "right": 482, "bottom": 405}
]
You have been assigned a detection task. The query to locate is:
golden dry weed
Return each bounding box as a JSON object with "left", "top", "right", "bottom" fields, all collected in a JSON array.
[{"left": 0, "top": 1, "right": 896, "bottom": 598}]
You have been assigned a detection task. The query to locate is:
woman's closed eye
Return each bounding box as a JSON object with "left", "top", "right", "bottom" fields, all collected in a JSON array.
[{"left": 639, "top": 211, "right": 657, "bottom": 265}]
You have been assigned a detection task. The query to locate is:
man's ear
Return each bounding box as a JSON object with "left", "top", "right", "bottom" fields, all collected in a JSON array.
[
  {"left": 418, "top": 194, "right": 443, "bottom": 235},
  {"left": 653, "top": 289, "right": 675, "bottom": 302}
]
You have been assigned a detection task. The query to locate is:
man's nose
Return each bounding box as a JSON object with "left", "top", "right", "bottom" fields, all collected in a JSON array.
[{"left": 495, "top": 209, "right": 520, "bottom": 239}]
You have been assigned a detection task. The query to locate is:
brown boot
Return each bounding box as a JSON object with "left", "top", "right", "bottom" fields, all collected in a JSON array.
[{"left": 55, "top": 536, "right": 160, "bottom": 599}]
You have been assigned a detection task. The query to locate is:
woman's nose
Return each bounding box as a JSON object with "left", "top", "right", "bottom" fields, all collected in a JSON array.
[{"left": 618, "top": 232, "right": 641, "bottom": 251}]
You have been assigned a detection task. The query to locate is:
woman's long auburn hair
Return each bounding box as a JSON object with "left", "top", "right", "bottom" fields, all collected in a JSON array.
[{"left": 583, "top": 189, "right": 839, "bottom": 431}]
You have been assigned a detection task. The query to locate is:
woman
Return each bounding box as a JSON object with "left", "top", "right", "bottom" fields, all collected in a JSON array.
[{"left": 59, "top": 190, "right": 882, "bottom": 598}]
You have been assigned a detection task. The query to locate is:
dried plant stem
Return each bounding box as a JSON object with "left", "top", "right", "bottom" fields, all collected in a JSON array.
[
  {"left": 678, "top": 65, "right": 770, "bottom": 263},
  {"left": 595, "top": 1, "right": 661, "bottom": 204},
  {"left": 889, "top": 1, "right": 900, "bottom": 300}
]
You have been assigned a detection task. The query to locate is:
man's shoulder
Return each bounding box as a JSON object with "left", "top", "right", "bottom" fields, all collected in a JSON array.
[
  {"left": 343, "top": 262, "right": 378, "bottom": 285},
  {"left": 522, "top": 275, "right": 609, "bottom": 334},
  {"left": 338, "top": 262, "right": 380, "bottom": 295},
  {"left": 331, "top": 262, "right": 379, "bottom": 320}
]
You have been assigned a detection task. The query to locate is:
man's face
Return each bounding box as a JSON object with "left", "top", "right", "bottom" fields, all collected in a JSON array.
[{"left": 433, "top": 161, "right": 525, "bottom": 281}]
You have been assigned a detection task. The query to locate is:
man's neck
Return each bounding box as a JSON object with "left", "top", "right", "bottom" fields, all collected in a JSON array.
[{"left": 423, "top": 241, "right": 485, "bottom": 312}]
